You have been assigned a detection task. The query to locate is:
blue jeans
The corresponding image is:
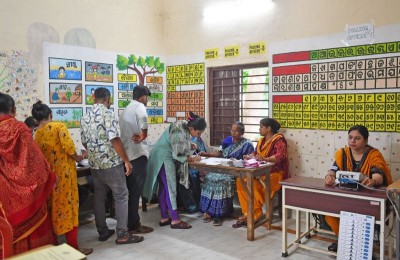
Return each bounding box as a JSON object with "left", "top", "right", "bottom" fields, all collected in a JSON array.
[{"left": 92, "top": 164, "right": 129, "bottom": 238}]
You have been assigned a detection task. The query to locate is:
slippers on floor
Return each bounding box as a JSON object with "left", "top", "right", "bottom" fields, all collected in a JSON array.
[
  {"left": 115, "top": 234, "right": 144, "bottom": 245},
  {"left": 202, "top": 216, "right": 212, "bottom": 223},
  {"left": 78, "top": 247, "right": 93, "bottom": 255},
  {"left": 98, "top": 229, "right": 115, "bottom": 241},
  {"left": 159, "top": 218, "right": 171, "bottom": 227},
  {"left": 170, "top": 220, "right": 192, "bottom": 229},
  {"left": 232, "top": 220, "right": 247, "bottom": 228},
  {"left": 213, "top": 218, "right": 223, "bottom": 226}
]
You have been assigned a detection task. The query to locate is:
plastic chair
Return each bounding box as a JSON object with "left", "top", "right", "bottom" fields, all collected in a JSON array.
[{"left": 0, "top": 216, "right": 13, "bottom": 258}]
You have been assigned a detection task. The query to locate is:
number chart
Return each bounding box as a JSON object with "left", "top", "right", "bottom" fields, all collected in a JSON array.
[
  {"left": 271, "top": 40, "right": 400, "bottom": 131},
  {"left": 272, "top": 93, "right": 400, "bottom": 132},
  {"left": 166, "top": 63, "right": 205, "bottom": 121},
  {"left": 272, "top": 41, "right": 400, "bottom": 92}
]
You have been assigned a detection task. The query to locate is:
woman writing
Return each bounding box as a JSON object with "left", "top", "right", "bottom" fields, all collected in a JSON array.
[
  {"left": 199, "top": 122, "right": 254, "bottom": 226},
  {"left": 324, "top": 125, "right": 392, "bottom": 252},
  {"left": 234, "top": 117, "right": 289, "bottom": 228},
  {"left": 32, "top": 101, "right": 93, "bottom": 255},
  {"left": 143, "top": 112, "right": 206, "bottom": 229}
]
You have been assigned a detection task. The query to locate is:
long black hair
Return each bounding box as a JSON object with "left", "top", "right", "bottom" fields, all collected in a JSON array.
[{"left": 187, "top": 111, "right": 206, "bottom": 130}]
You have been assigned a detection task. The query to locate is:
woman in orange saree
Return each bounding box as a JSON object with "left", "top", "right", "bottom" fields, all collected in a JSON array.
[
  {"left": 0, "top": 93, "right": 56, "bottom": 256},
  {"left": 234, "top": 118, "right": 289, "bottom": 227},
  {"left": 324, "top": 125, "right": 392, "bottom": 252}
]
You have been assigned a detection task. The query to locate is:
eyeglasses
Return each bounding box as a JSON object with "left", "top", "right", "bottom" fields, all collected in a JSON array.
[{"left": 230, "top": 129, "right": 240, "bottom": 133}]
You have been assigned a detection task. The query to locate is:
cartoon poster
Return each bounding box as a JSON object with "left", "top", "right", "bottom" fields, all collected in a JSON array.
[
  {"left": 51, "top": 107, "right": 83, "bottom": 128},
  {"left": 49, "top": 83, "right": 82, "bottom": 104},
  {"left": 49, "top": 57, "right": 82, "bottom": 80},
  {"left": 85, "top": 62, "right": 113, "bottom": 83},
  {"left": 85, "top": 85, "right": 113, "bottom": 105}
]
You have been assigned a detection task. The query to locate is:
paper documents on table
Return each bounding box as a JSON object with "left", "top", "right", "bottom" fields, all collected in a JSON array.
[{"left": 200, "top": 157, "right": 232, "bottom": 165}]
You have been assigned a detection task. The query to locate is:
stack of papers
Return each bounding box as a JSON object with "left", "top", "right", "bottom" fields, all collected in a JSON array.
[{"left": 199, "top": 157, "right": 232, "bottom": 165}]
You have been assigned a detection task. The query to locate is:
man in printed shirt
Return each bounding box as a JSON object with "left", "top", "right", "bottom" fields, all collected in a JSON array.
[
  {"left": 80, "top": 87, "right": 143, "bottom": 245},
  {"left": 120, "top": 85, "right": 153, "bottom": 234}
]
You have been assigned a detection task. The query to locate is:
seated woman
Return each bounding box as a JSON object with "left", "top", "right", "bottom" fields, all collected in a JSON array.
[
  {"left": 234, "top": 117, "right": 289, "bottom": 228},
  {"left": 324, "top": 125, "right": 392, "bottom": 252},
  {"left": 199, "top": 122, "right": 254, "bottom": 226}
]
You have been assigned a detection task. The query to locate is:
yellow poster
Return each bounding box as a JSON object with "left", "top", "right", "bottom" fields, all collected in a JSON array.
[
  {"left": 224, "top": 45, "right": 240, "bottom": 58},
  {"left": 205, "top": 48, "right": 219, "bottom": 60},
  {"left": 249, "top": 41, "right": 266, "bottom": 55}
]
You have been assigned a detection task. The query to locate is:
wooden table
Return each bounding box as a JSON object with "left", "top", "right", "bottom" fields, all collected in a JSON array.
[
  {"left": 189, "top": 161, "right": 273, "bottom": 241},
  {"left": 281, "top": 176, "right": 388, "bottom": 259}
]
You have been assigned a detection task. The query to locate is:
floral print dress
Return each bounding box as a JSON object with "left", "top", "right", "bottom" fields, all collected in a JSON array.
[{"left": 35, "top": 122, "right": 79, "bottom": 235}]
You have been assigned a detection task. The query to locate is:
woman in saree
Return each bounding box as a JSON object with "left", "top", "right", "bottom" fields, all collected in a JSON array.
[
  {"left": 0, "top": 93, "right": 56, "bottom": 255},
  {"left": 324, "top": 125, "right": 392, "bottom": 252},
  {"left": 143, "top": 112, "right": 206, "bottom": 229},
  {"left": 233, "top": 117, "right": 289, "bottom": 228},
  {"left": 199, "top": 122, "right": 254, "bottom": 226},
  {"left": 32, "top": 101, "right": 93, "bottom": 255}
]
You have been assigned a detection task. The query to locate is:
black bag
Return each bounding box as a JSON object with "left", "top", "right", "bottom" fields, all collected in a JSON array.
[{"left": 175, "top": 160, "right": 199, "bottom": 212}]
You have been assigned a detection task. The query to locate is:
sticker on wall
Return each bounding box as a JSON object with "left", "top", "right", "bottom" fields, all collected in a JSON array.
[
  {"left": 51, "top": 107, "right": 83, "bottom": 128},
  {"left": 49, "top": 83, "right": 82, "bottom": 104},
  {"left": 49, "top": 57, "right": 82, "bottom": 80},
  {"left": 85, "top": 85, "right": 113, "bottom": 105},
  {"left": 85, "top": 62, "right": 113, "bottom": 83},
  {"left": 0, "top": 50, "right": 40, "bottom": 120}
]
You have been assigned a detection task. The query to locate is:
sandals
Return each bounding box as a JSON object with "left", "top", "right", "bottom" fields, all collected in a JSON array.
[
  {"left": 232, "top": 220, "right": 247, "bottom": 228},
  {"left": 213, "top": 218, "right": 223, "bottom": 226},
  {"left": 115, "top": 234, "right": 144, "bottom": 245},
  {"left": 328, "top": 242, "right": 338, "bottom": 252},
  {"left": 159, "top": 218, "right": 171, "bottom": 227},
  {"left": 98, "top": 229, "right": 115, "bottom": 241},
  {"left": 170, "top": 220, "right": 192, "bottom": 229},
  {"left": 202, "top": 214, "right": 212, "bottom": 223},
  {"left": 78, "top": 247, "right": 93, "bottom": 255}
]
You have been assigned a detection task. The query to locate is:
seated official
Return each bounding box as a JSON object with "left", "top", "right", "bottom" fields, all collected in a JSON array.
[
  {"left": 324, "top": 125, "right": 393, "bottom": 252},
  {"left": 199, "top": 121, "right": 254, "bottom": 226},
  {"left": 233, "top": 117, "right": 289, "bottom": 228}
]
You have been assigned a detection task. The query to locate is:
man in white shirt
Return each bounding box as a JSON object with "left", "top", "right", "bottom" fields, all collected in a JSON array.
[{"left": 119, "top": 85, "right": 153, "bottom": 234}]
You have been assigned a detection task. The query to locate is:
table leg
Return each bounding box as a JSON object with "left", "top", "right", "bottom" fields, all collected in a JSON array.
[
  {"left": 380, "top": 202, "right": 385, "bottom": 260},
  {"left": 246, "top": 172, "right": 255, "bottom": 241},
  {"left": 282, "top": 187, "right": 288, "bottom": 257},
  {"left": 265, "top": 169, "right": 272, "bottom": 230},
  {"left": 296, "top": 210, "right": 301, "bottom": 242}
]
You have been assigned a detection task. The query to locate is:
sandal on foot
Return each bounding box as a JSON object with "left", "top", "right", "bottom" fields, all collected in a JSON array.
[
  {"left": 232, "top": 220, "right": 247, "bottom": 228},
  {"left": 202, "top": 216, "right": 212, "bottom": 223},
  {"left": 129, "top": 225, "right": 154, "bottom": 234},
  {"left": 213, "top": 218, "right": 223, "bottom": 226},
  {"left": 159, "top": 218, "right": 171, "bottom": 227},
  {"left": 328, "top": 242, "right": 337, "bottom": 252},
  {"left": 78, "top": 247, "right": 93, "bottom": 255},
  {"left": 98, "top": 229, "right": 115, "bottom": 241},
  {"left": 115, "top": 234, "right": 144, "bottom": 245},
  {"left": 170, "top": 220, "right": 192, "bottom": 229}
]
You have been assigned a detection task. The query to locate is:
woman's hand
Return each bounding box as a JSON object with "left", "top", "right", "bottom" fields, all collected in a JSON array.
[
  {"left": 188, "top": 155, "right": 201, "bottom": 162},
  {"left": 325, "top": 170, "right": 336, "bottom": 186},
  {"left": 361, "top": 174, "right": 383, "bottom": 187}
]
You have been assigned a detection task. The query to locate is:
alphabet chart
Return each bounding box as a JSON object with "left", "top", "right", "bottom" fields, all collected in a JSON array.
[
  {"left": 166, "top": 63, "right": 205, "bottom": 122},
  {"left": 337, "top": 211, "right": 374, "bottom": 260},
  {"left": 270, "top": 37, "right": 400, "bottom": 132}
]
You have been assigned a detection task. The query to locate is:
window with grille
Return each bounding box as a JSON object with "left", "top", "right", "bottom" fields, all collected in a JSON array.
[{"left": 208, "top": 62, "right": 269, "bottom": 146}]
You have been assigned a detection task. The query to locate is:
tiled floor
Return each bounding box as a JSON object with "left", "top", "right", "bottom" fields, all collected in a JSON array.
[{"left": 76, "top": 205, "right": 338, "bottom": 260}]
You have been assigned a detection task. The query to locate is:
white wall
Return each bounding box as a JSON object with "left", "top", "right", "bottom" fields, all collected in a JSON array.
[{"left": 1, "top": 0, "right": 400, "bottom": 179}]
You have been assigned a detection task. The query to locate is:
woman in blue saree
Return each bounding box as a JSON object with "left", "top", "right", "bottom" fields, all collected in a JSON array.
[{"left": 199, "top": 122, "right": 254, "bottom": 226}]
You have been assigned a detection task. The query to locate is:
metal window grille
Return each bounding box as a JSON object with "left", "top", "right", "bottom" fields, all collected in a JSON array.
[{"left": 208, "top": 62, "right": 269, "bottom": 146}]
